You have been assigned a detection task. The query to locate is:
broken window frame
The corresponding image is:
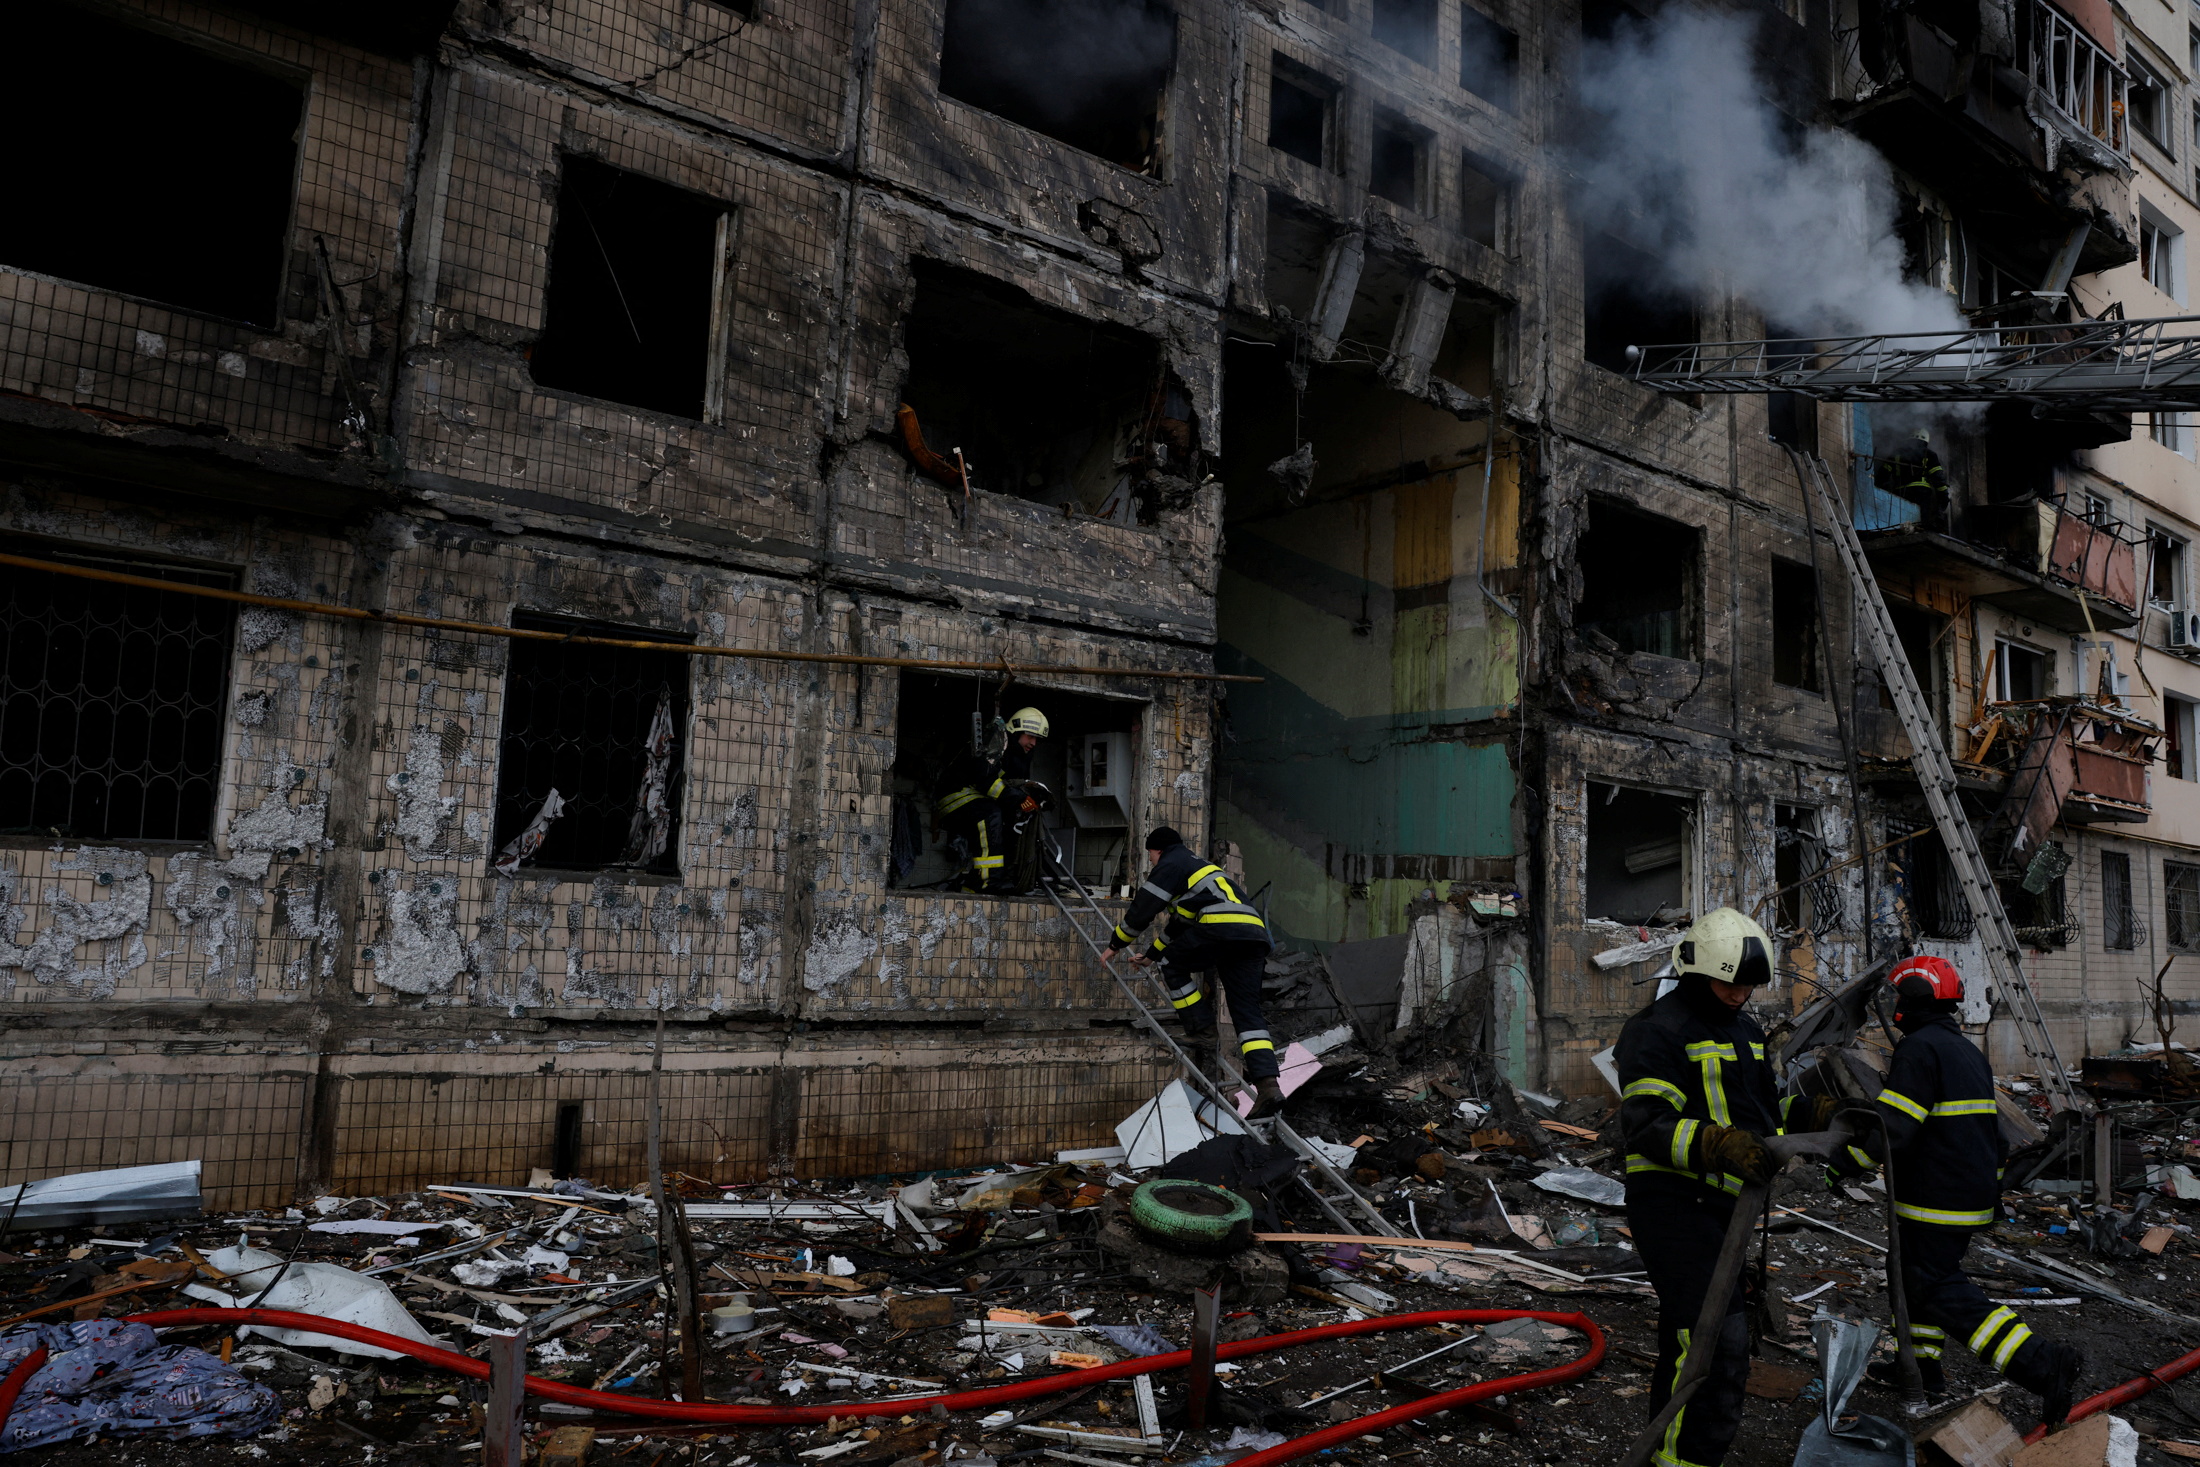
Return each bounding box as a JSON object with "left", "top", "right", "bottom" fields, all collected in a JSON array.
[
  {"left": 1371, "top": 0, "right": 1438, "bottom": 61},
  {"left": 1769, "top": 556, "right": 1824, "bottom": 694},
  {"left": 1267, "top": 54, "right": 1340, "bottom": 171},
  {"left": 2167, "top": 859, "right": 2200, "bottom": 953},
  {"left": 1369, "top": 110, "right": 1432, "bottom": 214},
  {"left": 1994, "top": 638, "right": 2052, "bottom": 702},
  {"left": 2140, "top": 203, "right": 2185, "bottom": 302},
  {"left": 1580, "top": 228, "right": 1697, "bottom": 378},
  {"left": 2167, "top": 694, "right": 2197, "bottom": 780},
  {"left": 1583, "top": 780, "right": 1697, "bottom": 928},
  {"left": 2130, "top": 57, "right": 2173, "bottom": 153},
  {"left": 530, "top": 154, "right": 738, "bottom": 425},
  {"left": 489, "top": 611, "right": 694, "bottom": 879},
  {"left": 0, "top": 542, "right": 238, "bottom": 846},
  {"left": 935, "top": 0, "right": 1177, "bottom": 176},
  {"left": 1772, "top": 804, "right": 1830, "bottom": 938},
  {"left": 2102, "top": 848, "right": 2140, "bottom": 951},
  {"left": 0, "top": 8, "right": 306, "bottom": 330},
  {"left": 1457, "top": 4, "right": 1518, "bottom": 111},
  {"left": 1573, "top": 497, "right": 1700, "bottom": 661},
  {"left": 2151, "top": 527, "right": 2188, "bottom": 612},
  {"left": 1459, "top": 150, "right": 1512, "bottom": 252}
]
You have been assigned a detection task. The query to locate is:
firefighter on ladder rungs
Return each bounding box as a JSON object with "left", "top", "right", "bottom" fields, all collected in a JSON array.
[
  {"left": 1101, "top": 827, "right": 1285, "bottom": 1118},
  {"left": 1826, "top": 955, "right": 2084, "bottom": 1420}
]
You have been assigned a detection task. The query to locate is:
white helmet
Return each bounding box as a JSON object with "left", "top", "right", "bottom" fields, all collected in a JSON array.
[
  {"left": 1005, "top": 707, "right": 1050, "bottom": 738},
  {"left": 1673, "top": 907, "right": 1775, "bottom": 987}
]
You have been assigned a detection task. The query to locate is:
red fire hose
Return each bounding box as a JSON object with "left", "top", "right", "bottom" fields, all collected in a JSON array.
[
  {"left": 2022, "top": 1342, "right": 2200, "bottom": 1446},
  {"left": 126, "top": 1307, "right": 1604, "bottom": 1467}
]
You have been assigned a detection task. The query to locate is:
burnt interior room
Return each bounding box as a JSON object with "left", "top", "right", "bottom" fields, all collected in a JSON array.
[
  {"left": 1582, "top": 230, "right": 1694, "bottom": 374},
  {"left": 1268, "top": 55, "right": 1336, "bottom": 169},
  {"left": 0, "top": 5, "right": 303, "bottom": 327},
  {"left": 490, "top": 613, "right": 693, "bottom": 876},
  {"left": 1585, "top": 784, "right": 1692, "bottom": 925},
  {"left": 530, "top": 156, "right": 723, "bottom": 421},
  {"left": 1458, "top": 5, "right": 1518, "bottom": 109},
  {"left": 937, "top": 0, "right": 1176, "bottom": 172},
  {"left": 1370, "top": 113, "right": 1427, "bottom": 212},
  {"left": 888, "top": 674, "right": 1143, "bottom": 892},
  {"left": 1772, "top": 804, "right": 1826, "bottom": 934},
  {"left": 1770, "top": 557, "right": 1822, "bottom": 692},
  {"left": 899, "top": 262, "right": 1169, "bottom": 515},
  {"left": 1574, "top": 499, "right": 1696, "bottom": 659}
]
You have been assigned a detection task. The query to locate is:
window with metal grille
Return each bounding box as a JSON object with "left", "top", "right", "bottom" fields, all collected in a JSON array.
[
  {"left": 489, "top": 613, "right": 691, "bottom": 876},
  {"left": 2102, "top": 850, "right": 2140, "bottom": 951},
  {"left": 2169, "top": 860, "right": 2200, "bottom": 953},
  {"left": 1, "top": 548, "right": 236, "bottom": 842}
]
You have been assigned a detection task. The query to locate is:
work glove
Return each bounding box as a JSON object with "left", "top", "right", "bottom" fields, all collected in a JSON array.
[
  {"left": 1697, "top": 1124, "right": 1779, "bottom": 1185},
  {"left": 1791, "top": 1094, "right": 1840, "bottom": 1134}
]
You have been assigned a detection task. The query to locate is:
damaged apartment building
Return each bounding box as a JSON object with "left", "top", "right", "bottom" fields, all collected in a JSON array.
[{"left": 0, "top": 0, "right": 2182, "bottom": 1207}]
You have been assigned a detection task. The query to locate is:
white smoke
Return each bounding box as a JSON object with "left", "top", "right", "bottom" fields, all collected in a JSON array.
[{"left": 1573, "top": 9, "right": 1965, "bottom": 339}]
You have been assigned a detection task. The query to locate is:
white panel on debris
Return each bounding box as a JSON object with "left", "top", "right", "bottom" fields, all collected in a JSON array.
[{"left": 1115, "top": 1080, "right": 1247, "bottom": 1168}]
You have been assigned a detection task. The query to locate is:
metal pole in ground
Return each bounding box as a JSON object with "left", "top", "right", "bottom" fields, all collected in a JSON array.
[
  {"left": 485, "top": 1321, "right": 528, "bottom": 1467},
  {"left": 1188, "top": 1284, "right": 1221, "bottom": 1430}
]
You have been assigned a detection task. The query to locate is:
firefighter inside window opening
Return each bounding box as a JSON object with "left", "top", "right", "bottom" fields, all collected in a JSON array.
[
  {"left": 1879, "top": 427, "right": 1950, "bottom": 531},
  {"left": 933, "top": 704, "right": 1050, "bottom": 894}
]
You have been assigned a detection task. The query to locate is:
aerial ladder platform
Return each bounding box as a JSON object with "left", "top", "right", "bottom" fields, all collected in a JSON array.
[{"left": 1621, "top": 319, "right": 2178, "bottom": 1112}]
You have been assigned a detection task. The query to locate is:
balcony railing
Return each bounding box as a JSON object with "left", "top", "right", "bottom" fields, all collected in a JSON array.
[
  {"left": 2027, "top": 0, "right": 2128, "bottom": 159},
  {"left": 1980, "top": 699, "right": 2159, "bottom": 853}
]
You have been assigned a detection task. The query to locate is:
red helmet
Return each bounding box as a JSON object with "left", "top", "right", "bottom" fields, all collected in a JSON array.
[{"left": 1888, "top": 955, "right": 1963, "bottom": 1003}]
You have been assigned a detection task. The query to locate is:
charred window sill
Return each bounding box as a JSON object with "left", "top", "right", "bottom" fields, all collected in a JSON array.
[{"left": 495, "top": 866, "right": 684, "bottom": 888}]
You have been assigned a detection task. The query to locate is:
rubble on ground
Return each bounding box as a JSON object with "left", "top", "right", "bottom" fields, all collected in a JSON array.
[{"left": 6, "top": 1047, "right": 2200, "bottom": 1466}]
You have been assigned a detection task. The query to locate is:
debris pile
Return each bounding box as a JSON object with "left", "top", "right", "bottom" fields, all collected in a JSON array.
[{"left": 6, "top": 1043, "right": 2200, "bottom": 1464}]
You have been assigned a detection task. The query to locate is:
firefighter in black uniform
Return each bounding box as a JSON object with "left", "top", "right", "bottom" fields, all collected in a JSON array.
[
  {"left": 1880, "top": 428, "right": 1951, "bottom": 530},
  {"left": 933, "top": 706, "right": 1048, "bottom": 893},
  {"left": 1618, "top": 907, "right": 1816, "bottom": 1467},
  {"left": 1828, "top": 955, "right": 2083, "bottom": 1419},
  {"left": 1101, "top": 827, "right": 1286, "bottom": 1118}
]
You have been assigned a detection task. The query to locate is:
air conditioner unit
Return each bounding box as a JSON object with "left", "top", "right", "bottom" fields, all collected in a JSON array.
[{"left": 2174, "top": 612, "right": 2200, "bottom": 649}]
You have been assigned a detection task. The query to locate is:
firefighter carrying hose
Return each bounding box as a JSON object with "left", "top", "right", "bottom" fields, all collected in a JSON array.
[
  {"left": 1827, "top": 955, "right": 2083, "bottom": 1420},
  {"left": 934, "top": 706, "right": 1048, "bottom": 894},
  {"left": 1618, "top": 907, "right": 1827, "bottom": 1467},
  {"left": 1100, "top": 827, "right": 1286, "bottom": 1118}
]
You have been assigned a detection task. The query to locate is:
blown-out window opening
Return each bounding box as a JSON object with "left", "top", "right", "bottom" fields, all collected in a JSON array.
[{"left": 490, "top": 612, "right": 693, "bottom": 877}]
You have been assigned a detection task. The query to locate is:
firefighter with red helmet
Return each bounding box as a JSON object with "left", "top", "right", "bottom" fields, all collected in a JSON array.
[{"left": 1830, "top": 954, "right": 2082, "bottom": 1420}]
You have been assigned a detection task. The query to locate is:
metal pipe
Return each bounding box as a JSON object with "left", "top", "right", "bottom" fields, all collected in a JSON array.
[{"left": 0, "top": 552, "right": 1260, "bottom": 684}]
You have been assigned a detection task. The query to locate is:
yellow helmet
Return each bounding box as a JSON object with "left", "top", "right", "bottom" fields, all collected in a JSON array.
[
  {"left": 1673, "top": 907, "right": 1775, "bottom": 986},
  {"left": 1005, "top": 707, "right": 1050, "bottom": 738}
]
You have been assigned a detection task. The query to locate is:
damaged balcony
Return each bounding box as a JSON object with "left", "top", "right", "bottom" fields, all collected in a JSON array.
[
  {"left": 1835, "top": 0, "right": 2133, "bottom": 280},
  {"left": 1867, "top": 696, "right": 2161, "bottom": 833},
  {"left": 1855, "top": 486, "right": 2139, "bottom": 633}
]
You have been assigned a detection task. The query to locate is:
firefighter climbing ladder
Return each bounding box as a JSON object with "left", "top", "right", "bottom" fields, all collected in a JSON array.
[
  {"left": 1789, "top": 450, "right": 2083, "bottom": 1113},
  {"left": 1036, "top": 847, "right": 1404, "bottom": 1237}
]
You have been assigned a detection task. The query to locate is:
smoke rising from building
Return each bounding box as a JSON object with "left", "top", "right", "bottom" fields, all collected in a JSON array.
[{"left": 1572, "top": 9, "right": 1965, "bottom": 339}]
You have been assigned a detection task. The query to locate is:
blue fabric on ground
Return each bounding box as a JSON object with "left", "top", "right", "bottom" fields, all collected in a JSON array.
[{"left": 0, "top": 1319, "right": 278, "bottom": 1450}]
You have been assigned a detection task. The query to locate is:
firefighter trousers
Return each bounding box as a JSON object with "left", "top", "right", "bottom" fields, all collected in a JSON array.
[
  {"left": 1160, "top": 940, "right": 1279, "bottom": 1080},
  {"left": 1628, "top": 1177, "right": 1752, "bottom": 1467},
  {"left": 1898, "top": 1221, "right": 2050, "bottom": 1393}
]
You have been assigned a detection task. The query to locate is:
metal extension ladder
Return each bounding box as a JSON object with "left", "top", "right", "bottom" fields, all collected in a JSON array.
[
  {"left": 1035, "top": 844, "right": 1403, "bottom": 1236},
  {"left": 1789, "top": 451, "right": 2082, "bottom": 1113}
]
